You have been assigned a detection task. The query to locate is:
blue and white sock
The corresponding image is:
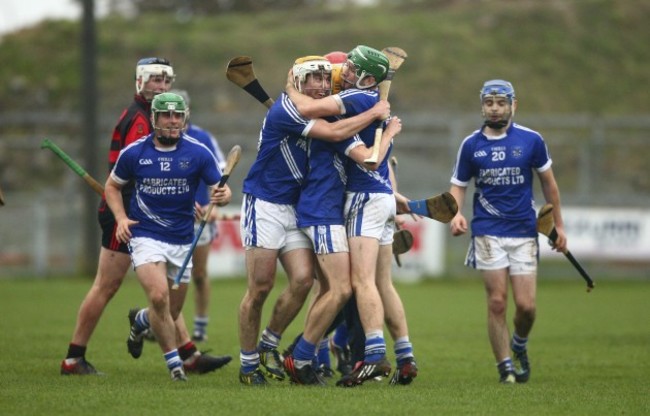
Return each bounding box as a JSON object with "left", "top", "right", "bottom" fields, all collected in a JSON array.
[
  {"left": 497, "top": 357, "right": 514, "bottom": 373},
  {"left": 317, "top": 337, "right": 331, "bottom": 368},
  {"left": 164, "top": 349, "right": 183, "bottom": 371},
  {"left": 293, "top": 336, "right": 316, "bottom": 369},
  {"left": 258, "top": 327, "right": 281, "bottom": 351},
  {"left": 193, "top": 316, "right": 209, "bottom": 336},
  {"left": 134, "top": 309, "right": 150, "bottom": 332},
  {"left": 364, "top": 330, "right": 386, "bottom": 363},
  {"left": 240, "top": 350, "right": 260, "bottom": 374},
  {"left": 394, "top": 336, "right": 414, "bottom": 365},
  {"left": 511, "top": 332, "right": 528, "bottom": 353}
]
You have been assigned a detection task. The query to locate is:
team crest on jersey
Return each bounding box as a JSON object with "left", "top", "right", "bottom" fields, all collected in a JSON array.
[
  {"left": 511, "top": 147, "right": 523, "bottom": 158},
  {"left": 136, "top": 123, "right": 144, "bottom": 135},
  {"left": 178, "top": 158, "right": 191, "bottom": 169}
]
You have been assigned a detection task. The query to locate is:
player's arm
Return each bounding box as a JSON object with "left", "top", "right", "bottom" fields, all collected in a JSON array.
[
  {"left": 104, "top": 174, "right": 138, "bottom": 243},
  {"left": 286, "top": 75, "right": 343, "bottom": 118},
  {"left": 306, "top": 100, "right": 389, "bottom": 143},
  {"left": 448, "top": 184, "right": 468, "bottom": 236},
  {"left": 387, "top": 156, "right": 411, "bottom": 215},
  {"left": 347, "top": 116, "right": 402, "bottom": 170}
]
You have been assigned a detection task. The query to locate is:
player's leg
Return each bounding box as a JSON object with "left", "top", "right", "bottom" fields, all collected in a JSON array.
[
  {"left": 61, "top": 247, "right": 131, "bottom": 375},
  {"left": 482, "top": 267, "right": 514, "bottom": 383},
  {"left": 285, "top": 246, "right": 351, "bottom": 385},
  {"left": 375, "top": 244, "right": 418, "bottom": 385},
  {"left": 257, "top": 247, "right": 313, "bottom": 381},
  {"left": 238, "top": 247, "right": 279, "bottom": 384},
  {"left": 302, "top": 252, "right": 351, "bottom": 344},
  {"left": 508, "top": 237, "right": 538, "bottom": 383},
  {"left": 336, "top": 235, "right": 391, "bottom": 386},
  {"left": 134, "top": 261, "right": 185, "bottom": 380},
  {"left": 337, "top": 192, "right": 392, "bottom": 386}
]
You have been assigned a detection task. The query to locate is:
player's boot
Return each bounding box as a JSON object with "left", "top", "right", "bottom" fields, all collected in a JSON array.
[
  {"left": 60, "top": 357, "right": 104, "bottom": 375},
  {"left": 239, "top": 367, "right": 268, "bottom": 386},
  {"left": 184, "top": 351, "right": 232, "bottom": 374},
  {"left": 259, "top": 348, "right": 286, "bottom": 381},
  {"left": 335, "top": 356, "right": 391, "bottom": 387},
  {"left": 317, "top": 364, "right": 336, "bottom": 378},
  {"left": 170, "top": 366, "right": 188, "bottom": 382},
  {"left": 389, "top": 357, "right": 418, "bottom": 385},
  {"left": 283, "top": 353, "right": 327, "bottom": 386},
  {"left": 127, "top": 308, "right": 145, "bottom": 359},
  {"left": 330, "top": 338, "right": 353, "bottom": 376},
  {"left": 512, "top": 349, "right": 530, "bottom": 383},
  {"left": 499, "top": 369, "right": 516, "bottom": 384}
]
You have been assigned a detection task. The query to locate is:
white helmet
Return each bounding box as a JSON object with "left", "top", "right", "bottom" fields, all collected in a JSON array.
[
  {"left": 292, "top": 56, "right": 332, "bottom": 94},
  {"left": 135, "top": 57, "right": 175, "bottom": 95}
]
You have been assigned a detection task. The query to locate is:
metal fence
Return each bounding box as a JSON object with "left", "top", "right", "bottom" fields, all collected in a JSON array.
[{"left": 2, "top": 111, "right": 649, "bottom": 278}]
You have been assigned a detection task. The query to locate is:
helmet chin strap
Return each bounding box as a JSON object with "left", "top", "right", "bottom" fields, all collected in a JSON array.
[
  {"left": 156, "top": 127, "right": 182, "bottom": 145},
  {"left": 483, "top": 119, "right": 509, "bottom": 129}
]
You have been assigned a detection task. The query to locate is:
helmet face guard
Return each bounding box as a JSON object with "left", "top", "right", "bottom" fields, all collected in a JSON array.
[
  {"left": 292, "top": 56, "right": 332, "bottom": 96},
  {"left": 480, "top": 79, "right": 516, "bottom": 129},
  {"left": 480, "top": 79, "right": 515, "bottom": 103},
  {"left": 325, "top": 51, "right": 347, "bottom": 94},
  {"left": 345, "top": 45, "right": 389, "bottom": 89},
  {"left": 135, "top": 57, "right": 175, "bottom": 97},
  {"left": 150, "top": 92, "right": 188, "bottom": 145}
]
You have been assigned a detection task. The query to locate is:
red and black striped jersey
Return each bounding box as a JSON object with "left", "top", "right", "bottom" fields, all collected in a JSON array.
[{"left": 107, "top": 94, "right": 152, "bottom": 173}]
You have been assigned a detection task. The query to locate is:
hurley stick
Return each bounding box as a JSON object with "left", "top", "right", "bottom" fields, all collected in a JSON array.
[
  {"left": 408, "top": 192, "right": 458, "bottom": 224},
  {"left": 364, "top": 47, "right": 408, "bottom": 164},
  {"left": 537, "top": 203, "right": 595, "bottom": 292},
  {"left": 226, "top": 56, "right": 274, "bottom": 109},
  {"left": 41, "top": 138, "right": 105, "bottom": 196},
  {"left": 172, "top": 145, "right": 242, "bottom": 289},
  {"left": 390, "top": 156, "right": 413, "bottom": 266}
]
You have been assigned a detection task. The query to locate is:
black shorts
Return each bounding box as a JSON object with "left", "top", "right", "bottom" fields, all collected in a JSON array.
[{"left": 98, "top": 199, "right": 129, "bottom": 254}]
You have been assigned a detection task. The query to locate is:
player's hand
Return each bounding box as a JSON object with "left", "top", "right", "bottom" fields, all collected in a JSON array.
[
  {"left": 551, "top": 225, "right": 568, "bottom": 253},
  {"left": 385, "top": 116, "right": 402, "bottom": 136},
  {"left": 394, "top": 191, "right": 410, "bottom": 215},
  {"left": 373, "top": 100, "right": 391, "bottom": 120},
  {"left": 115, "top": 217, "right": 138, "bottom": 243},
  {"left": 211, "top": 184, "right": 232, "bottom": 207},
  {"left": 449, "top": 214, "right": 468, "bottom": 236},
  {"left": 286, "top": 69, "right": 295, "bottom": 92}
]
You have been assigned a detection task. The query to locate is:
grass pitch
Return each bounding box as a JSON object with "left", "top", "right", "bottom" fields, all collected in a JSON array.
[{"left": 0, "top": 276, "right": 648, "bottom": 415}]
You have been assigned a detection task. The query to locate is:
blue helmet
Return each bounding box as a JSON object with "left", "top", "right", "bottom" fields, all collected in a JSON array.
[{"left": 480, "top": 79, "right": 515, "bottom": 103}]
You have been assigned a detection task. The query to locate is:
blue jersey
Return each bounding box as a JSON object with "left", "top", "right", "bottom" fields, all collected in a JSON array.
[
  {"left": 296, "top": 127, "right": 359, "bottom": 228},
  {"left": 338, "top": 88, "right": 393, "bottom": 194},
  {"left": 450, "top": 122, "right": 552, "bottom": 238},
  {"left": 186, "top": 123, "right": 226, "bottom": 206},
  {"left": 242, "top": 93, "right": 311, "bottom": 204},
  {"left": 111, "top": 133, "right": 223, "bottom": 244}
]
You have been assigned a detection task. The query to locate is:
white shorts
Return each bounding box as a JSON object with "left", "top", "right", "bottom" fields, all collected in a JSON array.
[
  {"left": 195, "top": 221, "right": 217, "bottom": 246},
  {"left": 465, "top": 235, "right": 538, "bottom": 275},
  {"left": 240, "top": 195, "right": 311, "bottom": 253},
  {"left": 344, "top": 192, "right": 395, "bottom": 246},
  {"left": 128, "top": 237, "right": 192, "bottom": 284},
  {"left": 302, "top": 224, "right": 349, "bottom": 255}
]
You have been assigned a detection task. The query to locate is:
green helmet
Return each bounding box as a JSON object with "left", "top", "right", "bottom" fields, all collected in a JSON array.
[
  {"left": 347, "top": 45, "right": 389, "bottom": 89},
  {"left": 150, "top": 92, "right": 189, "bottom": 144}
]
